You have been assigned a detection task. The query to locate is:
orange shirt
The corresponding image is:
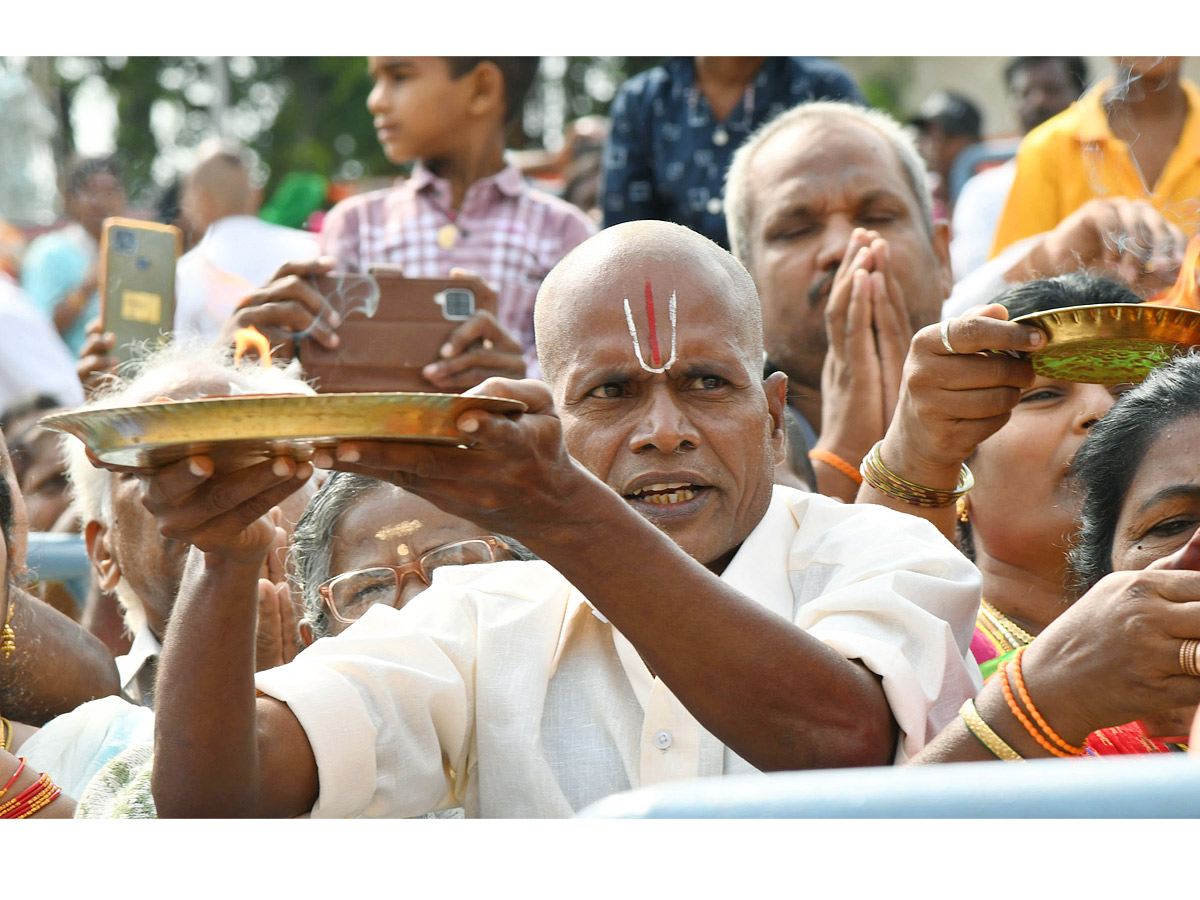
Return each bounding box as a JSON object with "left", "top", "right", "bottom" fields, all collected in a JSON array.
[{"left": 990, "top": 77, "right": 1200, "bottom": 257}]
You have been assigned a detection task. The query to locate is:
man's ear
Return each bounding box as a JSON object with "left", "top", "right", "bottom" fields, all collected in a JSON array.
[
  {"left": 466, "top": 61, "right": 506, "bottom": 122},
  {"left": 84, "top": 519, "right": 122, "bottom": 592},
  {"left": 298, "top": 619, "right": 314, "bottom": 648},
  {"left": 931, "top": 221, "right": 954, "bottom": 300},
  {"left": 764, "top": 371, "right": 789, "bottom": 466}
]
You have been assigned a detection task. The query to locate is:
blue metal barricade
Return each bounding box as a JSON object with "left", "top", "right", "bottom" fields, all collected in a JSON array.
[
  {"left": 579, "top": 754, "right": 1200, "bottom": 818},
  {"left": 24, "top": 532, "right": 91, "bottom": 613}
]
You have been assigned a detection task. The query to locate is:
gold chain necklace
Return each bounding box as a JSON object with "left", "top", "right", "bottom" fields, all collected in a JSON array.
[{"left": 979, "top": 599, "right": 1036, "bottom": 650}]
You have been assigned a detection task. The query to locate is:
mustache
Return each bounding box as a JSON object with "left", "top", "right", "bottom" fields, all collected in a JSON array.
[{"left": 808, "top": 269, "right": 837, "bottom": 307}]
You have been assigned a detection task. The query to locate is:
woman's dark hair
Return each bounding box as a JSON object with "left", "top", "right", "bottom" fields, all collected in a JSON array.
[
  {"left": 1069, "top": 351, "right": 1200, "bottom": 591},
  {"left": 994, "top": 271, "right": 1141, "bottom": 321},
  {"left": 955, "top": 272, "right": 1142, "bottom": 560},
  {"left": 292, "top": 471, "right": 535, "bottom": 639},
  {"left": 0, "top": 453, "right": 15, "bottom": 568}
]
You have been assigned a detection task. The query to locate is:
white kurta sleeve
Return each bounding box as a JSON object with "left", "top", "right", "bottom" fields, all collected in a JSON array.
[
  {"left": 783, "top": 494, "right": 983, "bottom": 761},
  {"left": 254, "top": 577, "right": 482, "bottom": 819}
]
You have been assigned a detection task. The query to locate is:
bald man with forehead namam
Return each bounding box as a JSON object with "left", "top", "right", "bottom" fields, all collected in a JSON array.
[{"left": 139, "top": 220, "right": 981, "bottom": 818}]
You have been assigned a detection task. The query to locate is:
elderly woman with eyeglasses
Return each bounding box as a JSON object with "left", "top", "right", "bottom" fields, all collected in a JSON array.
[{"left": 291, "top": 472, "right": 535, "bottom": 643}]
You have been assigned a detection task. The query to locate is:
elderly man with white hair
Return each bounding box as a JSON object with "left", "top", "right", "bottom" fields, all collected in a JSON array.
[
  {"left": 63, "top": 341, "right": 317, "bottom": 707},
  {"left": 14, "top": 343, "right": 316, "bottom": 802}
]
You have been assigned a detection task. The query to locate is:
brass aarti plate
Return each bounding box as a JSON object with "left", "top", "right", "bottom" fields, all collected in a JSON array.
[
  {"left": 1012, "top": 303, "right": 1200, "bottom": 383},
  {"left": 40, "top": 392, "right": 527, "bottom": 468}
]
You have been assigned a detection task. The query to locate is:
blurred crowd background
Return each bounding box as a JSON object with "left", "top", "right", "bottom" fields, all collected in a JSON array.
[{"left": 5, "top": 56, "right": 1197, "bottom": 235}]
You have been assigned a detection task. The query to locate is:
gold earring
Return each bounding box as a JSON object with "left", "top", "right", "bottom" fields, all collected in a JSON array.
[
  {"left": 956, "top": 496, "right": 970, "bottom": 524},
  {"left": 1, "top": 599, "right": 15, "bottom": 660}
]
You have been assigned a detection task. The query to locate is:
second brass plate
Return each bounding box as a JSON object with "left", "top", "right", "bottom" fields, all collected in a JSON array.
[{"left": 1012, "top": 303, "right": 1200, "bottom": 383}]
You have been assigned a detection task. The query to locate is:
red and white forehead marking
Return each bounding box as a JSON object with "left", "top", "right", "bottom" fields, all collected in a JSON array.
[{"left": 623, "top": 282, "right": 677, "bottom": 374}]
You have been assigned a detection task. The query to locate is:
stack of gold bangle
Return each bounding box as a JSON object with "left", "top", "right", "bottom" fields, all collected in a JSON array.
[
  {"left": 0, "top": 717, "right": 10, "bottom": 753},
  {"left": 859, "top": 440, "right": 974, "bottom": 509}
]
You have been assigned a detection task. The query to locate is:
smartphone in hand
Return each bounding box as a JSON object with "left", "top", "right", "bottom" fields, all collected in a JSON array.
[
  {"left": 99, "top": 217, "right": 182, "bottom": 364},
  {"left": 299, "top": 268, "right": 495, "bottom": 393}
]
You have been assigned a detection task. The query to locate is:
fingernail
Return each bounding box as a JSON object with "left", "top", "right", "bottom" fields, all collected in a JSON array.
[
  {"left": 272, "top": 457, "right": 292, "bottom": 478},
  {"left": 1026, "top": 328, "right": 1047, "bottom": 348},
  {"left": 440, "top": 343, "right": 454, "bottom": 359},
  {"left": 423, "top": 364, "right": 441, "bottom": 379},
  {"left": 328, "top": 333, "right": 340, "bottom": 347},
  {"left": 295, "top": 461, "right": 313, "bottom": 481},
  {"left": 327, "top": 311, "right": 341, "bottom": 327},
  {"left": 312, "top": 450, "right": 333, "bottom": 469},
  {"left": 337, "top": 445, "right": 360, "bottom": 463},
  {"left": 188, "top": 458, "right": 210, "bottom": 478},
  {"left": 459, "top": 415, "right": 479, "bottom": 433}
]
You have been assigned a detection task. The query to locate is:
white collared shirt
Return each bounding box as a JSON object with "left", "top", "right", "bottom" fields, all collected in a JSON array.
[
  {"left": 255, "top": 485, "right": 982, "bottom": 818},
  {"left": 115, "top": 623, "right": 162, "bottom": 709}
]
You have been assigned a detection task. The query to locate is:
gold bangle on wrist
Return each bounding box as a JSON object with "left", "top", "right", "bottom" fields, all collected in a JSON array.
[
  {"left": 859, "top": 440, "right": 973, "bottom": 509},
  {"left": 960, "top": 698, "right": 1023, "bottom": 761}
]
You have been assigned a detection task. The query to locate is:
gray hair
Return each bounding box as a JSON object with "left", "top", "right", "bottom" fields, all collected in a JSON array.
[
  {"left": 292, "top": 471, "right": 535, "bottom": 640},
  {"left": 62, "top": 338, "right": 314, "bottom": 636},
  {"left": 724, "top": 100, "right": 935, "bottom": 268}
]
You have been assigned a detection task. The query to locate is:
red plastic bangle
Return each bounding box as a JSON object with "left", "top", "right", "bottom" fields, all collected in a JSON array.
[{"left": 0, "top": 756, "right": 26, "bottom": 801}]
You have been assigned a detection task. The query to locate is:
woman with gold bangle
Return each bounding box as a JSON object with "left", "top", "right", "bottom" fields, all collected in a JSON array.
[
  {"left": 0, "top": 439, "right": 72, "bottom": 816},
  {"left": 860, "top": 273, "right": 1200, "bottom": 761}
]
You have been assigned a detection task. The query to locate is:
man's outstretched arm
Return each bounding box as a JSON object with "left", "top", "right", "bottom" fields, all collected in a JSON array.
[{"left": 147, "top": 457, "right": 318, "bottom": 818}]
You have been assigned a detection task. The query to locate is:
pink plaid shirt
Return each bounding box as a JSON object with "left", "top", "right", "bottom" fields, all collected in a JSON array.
[{"left": 319, "top": 162, "right": 596, "bottom": 375}]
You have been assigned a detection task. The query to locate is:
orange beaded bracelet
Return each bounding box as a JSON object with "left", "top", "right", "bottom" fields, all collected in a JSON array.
[
  {"left": 1011, "top": 647, "right": 1085, "bottom": 756},
  {"left": 808, "top": 448, "right": 863, "bottom": 485},
  {"left": 998, "top": 659, "right": 1075, "bottom": 758}
]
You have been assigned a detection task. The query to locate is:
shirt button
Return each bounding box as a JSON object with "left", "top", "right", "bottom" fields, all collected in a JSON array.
[
  {"left": 706, "top": 197, "right": 723, "bottom": 215},
  {"left": 654, "top": 730, "right": 673, "bottom": 750}
]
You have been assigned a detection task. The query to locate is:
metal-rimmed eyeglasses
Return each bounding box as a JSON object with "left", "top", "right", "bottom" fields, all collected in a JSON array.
[{"left": 318, "top": 536, "right": 507, "bottom": 624}]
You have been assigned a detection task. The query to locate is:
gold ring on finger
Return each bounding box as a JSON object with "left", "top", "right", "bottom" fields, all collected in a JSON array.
[{"left": 1180, "top": 638, "right": 1200, "bottom": 677}]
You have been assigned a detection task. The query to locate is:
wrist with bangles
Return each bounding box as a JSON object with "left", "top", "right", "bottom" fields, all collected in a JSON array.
[
  {"left": 960, "top": 647, "right": 1086, "bottom": 760},
  {"left": 859, "top": 439, "right": 973, "bottom": 509}
]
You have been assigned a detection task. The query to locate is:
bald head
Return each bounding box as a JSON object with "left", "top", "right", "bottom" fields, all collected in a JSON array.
[
  {"left": 534, "top": 221, "right": 764, "bottom": 385},
  {"left": 183, "top": 147, "right": 258, "bottom": 235}
]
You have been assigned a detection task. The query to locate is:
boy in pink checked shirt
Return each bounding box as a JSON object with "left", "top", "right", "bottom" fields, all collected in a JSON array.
[{"left": 226, "top": 57, "right": 596, "bottom": 386}]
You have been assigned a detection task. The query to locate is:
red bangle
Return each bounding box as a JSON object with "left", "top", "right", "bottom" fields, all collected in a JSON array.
[
  {"left": 0, "top": 756, "right": 26, "bottom": 800},
  {"left": 808, "top": 449, "right": 863, "bottom": 485},
  {"left": 0, "top": 772, "right": 59, "bottom": 818}
]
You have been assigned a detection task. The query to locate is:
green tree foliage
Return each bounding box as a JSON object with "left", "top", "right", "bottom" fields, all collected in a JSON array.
[{"left": 48, "top": 56, "right": 663, "bottom": 206}]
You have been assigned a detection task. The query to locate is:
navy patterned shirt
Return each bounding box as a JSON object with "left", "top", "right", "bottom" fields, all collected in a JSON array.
[{"left": 601, "top": 57, "right": 865, "bottom": 248}]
